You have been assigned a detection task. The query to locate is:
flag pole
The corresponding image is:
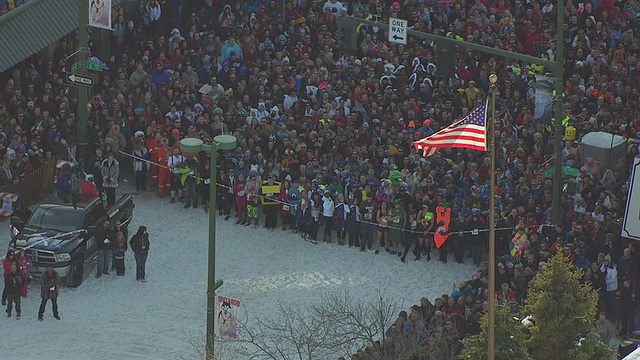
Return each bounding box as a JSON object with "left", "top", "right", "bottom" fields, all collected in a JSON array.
[{"left": 488, "top": 73, "right": 498, "bottom": 360}]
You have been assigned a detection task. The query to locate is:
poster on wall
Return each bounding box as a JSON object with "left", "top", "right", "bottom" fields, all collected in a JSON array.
[
  {"left": 622, "top": 157, "right": 640, "bottom": 241},
  {"left": 216, "top": 295, "right": 240, "bottom": 340},
  {"left": 89, "top": 0, "right": 112, "bottom": 30}
]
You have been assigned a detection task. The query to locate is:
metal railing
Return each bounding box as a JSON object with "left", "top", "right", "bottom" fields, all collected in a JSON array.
[{"left": 1, "top": 158, "right": 57, "bottom": 208}]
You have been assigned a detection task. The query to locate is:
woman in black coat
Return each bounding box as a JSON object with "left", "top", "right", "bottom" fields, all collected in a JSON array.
[{"left": 130, "top": 226, "right": 150, "bottom": 282}]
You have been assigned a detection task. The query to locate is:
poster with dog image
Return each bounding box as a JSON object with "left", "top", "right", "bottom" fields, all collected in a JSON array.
[{"left": 216, "top": 295, "right": 240, "bottom": 340}]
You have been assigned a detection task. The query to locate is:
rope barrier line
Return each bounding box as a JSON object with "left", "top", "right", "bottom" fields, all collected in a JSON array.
[{"left": 115, "top": 148, "right": 552, "bottom": 236}]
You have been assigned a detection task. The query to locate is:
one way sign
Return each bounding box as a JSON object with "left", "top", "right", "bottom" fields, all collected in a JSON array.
[
  {"left": 388, "top": 18, "right": 408, "bottom": 45},
  {"left": 66, "top": 73, "right": 94, "bottom": 87}
]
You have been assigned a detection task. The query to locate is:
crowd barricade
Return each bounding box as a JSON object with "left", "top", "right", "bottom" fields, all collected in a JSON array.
[{"left": 0, "top": 157, "right": 58, "bottom": 211}]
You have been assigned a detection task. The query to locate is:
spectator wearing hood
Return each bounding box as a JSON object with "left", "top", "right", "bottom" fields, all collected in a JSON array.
[{"left": 221, "top": 37, "right": 243, "bottom": 62}]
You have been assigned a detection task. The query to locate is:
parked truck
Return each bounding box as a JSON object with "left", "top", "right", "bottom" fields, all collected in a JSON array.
[{"left": 8, "top": 195, "right": 134, "bottom": 287}]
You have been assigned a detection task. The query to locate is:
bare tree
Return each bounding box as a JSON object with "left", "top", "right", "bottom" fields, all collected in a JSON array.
[
  {"left": 309, "top": 288, "right": 402, "bottom": 355},
  {"left": 192, "top": 288, "right": 451, "bottom": 360},
  {"left": 222, "top": 299, "right": 337, "bottom": 360}
]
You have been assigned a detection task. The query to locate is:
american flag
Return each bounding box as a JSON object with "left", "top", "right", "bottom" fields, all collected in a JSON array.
[{"left": 414, "top": 100, "right": 488, "bottom": 157}]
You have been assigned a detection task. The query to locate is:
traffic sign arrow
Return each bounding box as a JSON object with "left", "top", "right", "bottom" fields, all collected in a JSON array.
[
  {"left": 66, "top": 73, "right": 94, "bottom": 87},
  {"left": 392, "top": 34, "right": 405, "bottom": 41}
]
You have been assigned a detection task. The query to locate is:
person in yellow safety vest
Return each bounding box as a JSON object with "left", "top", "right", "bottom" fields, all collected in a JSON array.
[
  {"left": 180, "top": 157, "right": 199, "bottom": 209},
  {"left": 262, "top": 175, "right": 281, "bottom": 230}
]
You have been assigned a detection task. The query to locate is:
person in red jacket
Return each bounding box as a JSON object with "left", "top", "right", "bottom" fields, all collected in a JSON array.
[
  {"left": 498, "top": 283, "right": 517, "bottom": 307},
  {"left": 81, "top": 174, "right": 100, "bottom": 202}
]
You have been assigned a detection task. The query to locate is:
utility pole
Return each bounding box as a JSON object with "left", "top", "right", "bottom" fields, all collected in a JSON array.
[
  {"left": 77, "top": 0, "right": 90, "bottom": 164},
  {"left": 551, "top": 0, "right": 566, "bottom": 223}
]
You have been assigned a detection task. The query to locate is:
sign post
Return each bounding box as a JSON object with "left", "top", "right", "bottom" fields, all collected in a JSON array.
[
  {"left": 388, "top": 18, "right": 407, "bottom": 45},
  {"left": 66, "top": 73, "right": 94, "bottom": 87}
]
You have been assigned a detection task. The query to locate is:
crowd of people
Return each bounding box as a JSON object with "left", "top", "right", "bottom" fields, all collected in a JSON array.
[
  {"left": 2, "top": 0, "right": 640, "bottom": 357},
  {"left": 0, "top": 0, "right": 29, "bottom": 16}
]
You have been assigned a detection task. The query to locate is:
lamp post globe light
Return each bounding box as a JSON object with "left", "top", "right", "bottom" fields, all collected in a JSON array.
[{"left": 180, "top": 134, "right": 236, "bottom": 360}]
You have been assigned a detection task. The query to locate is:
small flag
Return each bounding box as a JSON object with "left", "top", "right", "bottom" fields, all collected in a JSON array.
[{"left": 414, "top": 100, "right": 488, "bottom": 157}]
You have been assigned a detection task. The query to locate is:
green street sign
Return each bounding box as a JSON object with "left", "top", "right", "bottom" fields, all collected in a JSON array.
[
  {"left": 562, "top": 166, "right": 580, "bottom": 176},
  {"left": 87, "top": 62, "right": 103, "bottom": 72},
  {"left": 71, "top": 61, "right": 84, "bottom": 72},
  {"left": 542, "top": 168, "right": 554, "bottom": 178},
  {"left": 542, "top": 166, "right": 580, "bottom": 178}
]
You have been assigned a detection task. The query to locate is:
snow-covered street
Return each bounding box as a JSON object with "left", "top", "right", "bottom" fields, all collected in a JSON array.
[{"left": 0, "top": 188, "right": 473, "bottom": 359}]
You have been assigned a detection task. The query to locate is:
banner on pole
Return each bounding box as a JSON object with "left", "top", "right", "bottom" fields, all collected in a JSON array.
[
  {"left": 534, "top": 75, "right": 554, "bottom": 124},
  {"left": 89, "top": 0, "right": 112, "bottom": 30},
  {"left": 216, "top": 295, "right": 240, "bottom": 340}
]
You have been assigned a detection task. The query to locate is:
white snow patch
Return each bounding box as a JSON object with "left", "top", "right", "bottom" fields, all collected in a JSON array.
[{"left": 0, "top": 190, "right": 473, "bottom": 359}]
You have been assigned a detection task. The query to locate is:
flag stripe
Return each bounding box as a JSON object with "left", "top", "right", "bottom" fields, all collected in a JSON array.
[{"left": 413, "top": 100, "right": 488, "bottom": 157}]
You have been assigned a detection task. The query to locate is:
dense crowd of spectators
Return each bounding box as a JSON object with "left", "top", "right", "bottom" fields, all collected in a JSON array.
[
  {"left": 2, "top": 0, "right": 640, "bottom": 358},
  {"left": 1, "top": 0, "right": 29, "bottom": 16}
]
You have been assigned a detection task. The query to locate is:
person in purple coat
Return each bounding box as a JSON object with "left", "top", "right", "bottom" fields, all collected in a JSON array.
[{"left": 333, "top": 194, "right": 347, "bottom": 245}]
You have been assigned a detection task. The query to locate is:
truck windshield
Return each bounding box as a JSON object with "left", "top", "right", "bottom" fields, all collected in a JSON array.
[{"left": 26, "top": 206, "right": 83, "bottom": 232}]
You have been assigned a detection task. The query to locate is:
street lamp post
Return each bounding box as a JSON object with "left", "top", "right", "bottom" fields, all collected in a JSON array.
[{"left": 180, "top": 135, "right": 237, "bottom": 360}]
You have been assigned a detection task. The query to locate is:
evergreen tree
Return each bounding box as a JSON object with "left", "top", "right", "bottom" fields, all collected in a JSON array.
[
  {"left": 524, "top": 254, "right": 611, "bottom": 360},
  {"left": 460, "top": 305, "right": 530, "bottom": 360},
  {"left": 460, "top": 254, "right": 612, "bottom": 359}
]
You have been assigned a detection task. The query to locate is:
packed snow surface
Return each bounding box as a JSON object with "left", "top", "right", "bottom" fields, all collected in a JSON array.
[{"left": 0, "top": 190, "right": 472, "bottom": 359}]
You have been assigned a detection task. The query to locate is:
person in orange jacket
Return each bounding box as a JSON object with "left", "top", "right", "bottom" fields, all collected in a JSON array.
[
  {"left": 157, "top": 138, "right": 171, "bottom": 197},
  {"left": 148, "top": 132, "right": 163, "bottom": 187}
]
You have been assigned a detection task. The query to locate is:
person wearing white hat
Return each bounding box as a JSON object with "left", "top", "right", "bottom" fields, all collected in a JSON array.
[{"left": 81, "top": 174, "right": 99, "bottom": 202}]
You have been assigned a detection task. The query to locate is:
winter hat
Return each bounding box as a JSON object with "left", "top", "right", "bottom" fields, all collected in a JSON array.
[
  {"left": 604, "top": 254, "right": 612, "bottom": 263},
  {"left": 135, "top": 131, "right": 145, "bottom": 138}
]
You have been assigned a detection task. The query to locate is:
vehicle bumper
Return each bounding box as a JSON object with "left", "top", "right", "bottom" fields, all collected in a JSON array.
[{"left": 30, "top": 264, "right": 71, "bottom": 278}]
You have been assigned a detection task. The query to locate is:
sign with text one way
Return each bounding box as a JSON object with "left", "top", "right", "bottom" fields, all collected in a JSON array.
[{"left": 388, "top": 17, "right": 408, "bottom": 45}]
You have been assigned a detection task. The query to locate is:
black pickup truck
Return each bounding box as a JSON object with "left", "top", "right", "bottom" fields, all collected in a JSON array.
[{"left": 8, "top": 195, "right": 134, "bottom": 287}]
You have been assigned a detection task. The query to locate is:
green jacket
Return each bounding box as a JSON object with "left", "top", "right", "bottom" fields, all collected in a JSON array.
[
  {"left": 389, "top": 207, "right": 405, "bottom": 229},
  {"left": 180, "top": 166, "right": 198, "bottom": 186}
]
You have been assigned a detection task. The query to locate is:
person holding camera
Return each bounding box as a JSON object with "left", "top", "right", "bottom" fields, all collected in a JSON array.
[{"left": 130, "top": 226, "right": 150, "bottom": 282}]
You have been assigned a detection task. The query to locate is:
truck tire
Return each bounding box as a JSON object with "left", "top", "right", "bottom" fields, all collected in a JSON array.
[{"left": 67, "top": 255, "right": 84, "bottom": 288}]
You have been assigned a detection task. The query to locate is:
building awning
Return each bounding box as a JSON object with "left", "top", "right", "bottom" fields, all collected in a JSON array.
[{"left": 0, "top": 0, "right": 80, "bottom": 74}]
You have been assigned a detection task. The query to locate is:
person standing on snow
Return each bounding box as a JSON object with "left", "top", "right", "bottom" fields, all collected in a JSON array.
[
  {"left": 95, "top": 219, "right": 114, "bottom": 278},
  {"left": 180, "top": 158, "right": 199, "bottom": 209},
  {"left": 245, "top": 175, "right": 261, "bottom": 227},
  {"left": 16, "top": 249, "right": 32, "bottom": 297},
  {"left": 130, "top": 226, "right": 150, "bottom": 282},
  {"left": 167, "top": 147, "right": 186, "bottom": 203},
  {"left": 4, "top": 263, "right": 23, "bottom": 319},
  {"left": 233, "top": 173, "right": 248, "bottom": 225},
  {"left": 132, "top": 131, "right": 150, "bottom": 192},
  {"left": 2, "top": 250, "right": 18, "bottom": 305},
  {"left": 101, "top": 154, "right": 120, "bottom": 207},
  {"left": 112, "top": 231, "right": 128, "bottom": 276},
  {"left": 38, "top": 266, "right": 60, "bottom": 321}
]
